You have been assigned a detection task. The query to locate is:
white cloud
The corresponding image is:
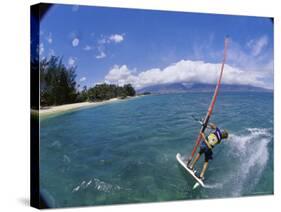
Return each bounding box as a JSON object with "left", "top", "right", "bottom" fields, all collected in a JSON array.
[
  {"left": 105, "top": 65, "right": 133, "bottom": 82},
  {"left": 38, "top": 43, "right": 44, "bottom": 55},
  {"left": 105, "top": 60, "right": 268, "bottom": 89},
  {"left": 98, "top": 37, "right": 107, "bottom": 45},
  {"left": 96, "top": 51, "right": 106, "bottom": 59},
  {"left": 79, "top": 77, "right": 86, "bottom": 82},
  {"left": 48, "top": 49, "right": 55, "bottom": 57},
  {"left": 68, "top": 57, "right": 77, "bottom": 67},
  {"left": 192, "top": 33, "right": 215, "bottom": 59},
  {"left": 98, "top": 34, "right": 125, "bottom": 44},
  {"left": 83, "top": 45, "right": 92, "bottom": 51},
  {"left": 94, "top": 33, "right": 124, "bottom": 59},
  {"left": 96, "top": 45, "right": 106, "bottom": 59},
  {"left": 247, "top": 36, "right": 268, "bottom": 56},
  {"left": 109, "top": 34, "right": 124, "bottom": 43},
  {"left": 192, "top": 37, "right": 272, "bottom": 75},
  {"left": 47, "top": 33, "right": 53, "bottom": 44},
  {"left": 72, "top": 38, "right": 79, "bottom": 47}
]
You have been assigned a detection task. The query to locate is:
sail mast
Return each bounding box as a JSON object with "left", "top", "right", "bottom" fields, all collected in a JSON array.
[{"left": 187, "top": 37, "right": 229, "bottom": 164}]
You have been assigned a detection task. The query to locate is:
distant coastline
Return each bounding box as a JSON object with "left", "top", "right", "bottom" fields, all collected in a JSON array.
[{"left": 137, "top": 83, "right": 273, "bottom": 94}]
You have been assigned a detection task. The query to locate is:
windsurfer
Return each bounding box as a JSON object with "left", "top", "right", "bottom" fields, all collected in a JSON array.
[{"left": 187, "top": 123, "right": 228, "bottom": 181}]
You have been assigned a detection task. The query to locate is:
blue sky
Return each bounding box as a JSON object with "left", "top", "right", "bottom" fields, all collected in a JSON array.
[{"left": 39, "top": 4, "right": 273, "bottom": 89}]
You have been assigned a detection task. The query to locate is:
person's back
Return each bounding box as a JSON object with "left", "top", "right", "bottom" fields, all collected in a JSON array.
[{"left": 207, "top": 127, "right": 224, "bottom": 147}]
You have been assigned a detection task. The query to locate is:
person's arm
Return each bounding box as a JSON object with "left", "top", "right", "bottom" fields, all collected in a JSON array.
[
  {"left": 208, "top": 123, "right": 217, "bottom": 130},
  {"left": 201, "top": 132, "right": 212, "bottom": 149}
]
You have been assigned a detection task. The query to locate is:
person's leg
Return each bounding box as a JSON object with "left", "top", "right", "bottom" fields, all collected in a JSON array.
[
  {"left": 200, "top": 149, "right": 212, "bottom": 179},
  {"left": 200, "top": 161, "right": 209, "bottom": 178},
  {"left": 189, "top": 153, "right": 201, "bottom": 169}
]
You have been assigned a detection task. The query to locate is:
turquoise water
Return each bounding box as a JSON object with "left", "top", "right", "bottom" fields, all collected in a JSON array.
[{"left": 40, "top": 92, "right": 273, "bottom": 208}]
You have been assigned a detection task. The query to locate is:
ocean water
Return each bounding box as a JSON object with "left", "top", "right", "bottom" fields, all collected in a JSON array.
[{"left": 39, "top": 92, "right": 273, "bottom": 208}]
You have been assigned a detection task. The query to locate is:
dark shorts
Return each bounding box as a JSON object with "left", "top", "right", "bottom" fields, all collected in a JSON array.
[{"left": 199, "top": 146, "right": 213, "bottom": 162}]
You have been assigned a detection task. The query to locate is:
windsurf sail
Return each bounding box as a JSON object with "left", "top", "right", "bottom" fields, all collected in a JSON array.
[{"left": 187, "top": 37, "right": 229, "bottom": 164}]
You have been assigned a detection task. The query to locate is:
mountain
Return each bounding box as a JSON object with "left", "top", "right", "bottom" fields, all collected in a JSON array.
[{"left": 137, "top": 83, "right": 272, "bottom": 94}]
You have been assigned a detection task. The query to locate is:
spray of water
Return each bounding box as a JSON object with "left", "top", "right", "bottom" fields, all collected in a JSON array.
[{"left": 221, "top": 128, "right": 272, "bottom": 196}]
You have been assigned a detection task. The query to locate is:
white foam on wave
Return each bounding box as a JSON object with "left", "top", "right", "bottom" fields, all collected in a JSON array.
[
  {"left": 204, "top": 183, "right": 224, "bottom": 189},
  {"left": 72, "top": 177, "right": 122, "bottom": 193},
  {"left": 92, "top": 178, "right": 121, "bottom": 192},
  {"left": 223, "top": 128, "right": 272, "bottom": 196},
  {"left": 63, "top": 155, "right": 71, "bottom": 164}
]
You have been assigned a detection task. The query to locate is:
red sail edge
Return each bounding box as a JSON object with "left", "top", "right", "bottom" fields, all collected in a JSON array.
[{"left": 187, "top": 37, "right": 229, "bottom": 164}]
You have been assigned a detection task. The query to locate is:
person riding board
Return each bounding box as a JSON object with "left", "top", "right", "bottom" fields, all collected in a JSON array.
[{"left": 187, "top": 123, "right": 228, "bottom": 181}]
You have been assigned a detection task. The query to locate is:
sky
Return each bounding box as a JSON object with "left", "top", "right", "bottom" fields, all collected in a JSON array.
[{"left": 39, "top": 4, "right": 274, "bottom": 90}]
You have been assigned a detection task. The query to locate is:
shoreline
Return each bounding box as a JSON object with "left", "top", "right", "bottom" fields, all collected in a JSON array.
[
  {"left": 39, "top": 97, "right": 121, "bottom": 117},
  {"left": 39, "top": 96, "right": 140, "bottom": 117}
]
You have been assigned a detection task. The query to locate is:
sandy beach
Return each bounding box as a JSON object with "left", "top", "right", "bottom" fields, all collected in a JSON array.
[{"left": 39, "top": 98, "right": 121, "bottom": 117}]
